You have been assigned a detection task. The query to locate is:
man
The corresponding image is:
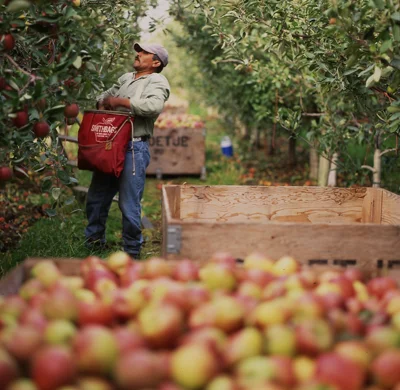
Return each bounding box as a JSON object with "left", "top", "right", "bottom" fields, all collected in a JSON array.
[{"left": 84, "top": 43, "right": 170, "bottom": 259}]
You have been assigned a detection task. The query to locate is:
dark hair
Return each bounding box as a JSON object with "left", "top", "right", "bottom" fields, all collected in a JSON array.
[{"left": 153, "top": 54, "right": 164, "bottom": 73}]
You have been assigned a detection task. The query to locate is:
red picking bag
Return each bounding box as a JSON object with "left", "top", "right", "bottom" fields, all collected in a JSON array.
[{"left": 77, "top": 110, "right": 134, "bottom": 177}]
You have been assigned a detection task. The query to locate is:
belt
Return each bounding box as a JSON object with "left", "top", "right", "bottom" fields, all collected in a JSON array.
[{"left": 132, "top": 136, "right": 148, "bottom": 142}]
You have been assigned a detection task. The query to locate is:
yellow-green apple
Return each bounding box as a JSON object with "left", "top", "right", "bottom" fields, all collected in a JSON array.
[
  {"left": 235, "top": 356, "right": 275, "bottom": 387},
  {"left": 171, "top": 343, "right": 220, "bottom": 389},
  {"left": 353, "top": 280, "right": 370, "bottom": 302},
  {"left": 31, "top": 261, "right": 61, "bottom": 288},
  {"left": 371, "top": 349, "right": 400, "bottom": 388},
  {"left": 292, "top": 292, "right": 324, "bottom": 320},
  {"left": 264, "top": 324, "right": 296, "bottom": 356},
  {"left": 138, "top": 302, "right": 184, "bottom": 348},
  {"left": 44, "top": 319, "right": 76, "bottom": 345},
  {"left": 272, "top": 255, "right": 300, "bottom": 276},
  {"left": 112, "top": 326, "right": 147, "bottom": 355},
  {"left": 237, "top": 281, "right": 263, "bottom": 299},
  {"left": 31, "top": 345, "right": 77, "bottom": 390},
  {"left": 295, "top": 319, "right": 333, "bottom": 356},
  {"left": 43, "top": 284, "right": 78, "bottom": 321},
  {"left": 199, "top": 263, "right": 237, "bottom": 292},
  {"left": 212, "top": 295, "right": 245, "bottom": 333},
  {"left": 172, "top": 259, "right": 200, "bottom": 282},
  {"left": 293, "top": 355, "right": 316, "bottom": 383},
  {"left": 106, "top": 251, "right": 131, "bottom": 275},
  {"left": 111, "top": 285, "right": 146, "bottom": 320},
  {"left": 243, "top": 252, "right": 274, "bottom": 272},
  {"left": 78, "top": 299, "right": 115, "bottom": 326},
  {"left": 1, "top": 325, "right": 42, "bottom": 361},
  {"left": 59, "top": 276, "right": 84, "bottom": 292},
  {"left": 249, "top": 297, "right": 291, "bottom": 327},
  {"left": 334, "top": 340, "right": 372, "bottom": 369},
  {"left": 188, "top": 301, "right": 218, "bottom": 329},
  {"left": 6, "top": 378, "right": 37, "bottom": 390},
  {"left": 262, "top": 279, "right": 287, "bottom": 300},
  {"left": 19, "top": 279, "right": 44, "bottom": 301},
  {"left": 114, "top": 348, "right": 170, "bottom": 389},
  {"left": 270, "top": 356, "right": 297, "bottom": 388},
  {"left": 0, "top": 348, "right": 19, "bottom": 389},
  {"left": 223, "top": 327, "right": 263, "bottom": 366},
  {"left": 315, "top": 352, "right": 365, "bottom": 390},
  {"left": 73, "top": 325, "right": 118, "bottom": 375},
  {"left": 367, "top": 277, "right": 398, "bottom": 299},
  {"left": 144, "top": 257, "right": 172, "bottom": 279},
  {"left": 74, "top": 289, "right": 96, "bottom": 303},
  {"left": 77, "top": 377, "right": 115, "bottom": 390},
  {"left": 206, "top": 375, "right": 239, "bottom": 390},
  {"left": 366, "top": 326, "right": 400, "bottom": 354}
]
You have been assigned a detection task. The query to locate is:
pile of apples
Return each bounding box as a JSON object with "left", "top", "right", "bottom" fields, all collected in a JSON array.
[
  {"left": 2, "top": 252, "right": 400, "bottom": 390},
  {"left": 155, "top": 113, "right": 204, "bottom": 130}
]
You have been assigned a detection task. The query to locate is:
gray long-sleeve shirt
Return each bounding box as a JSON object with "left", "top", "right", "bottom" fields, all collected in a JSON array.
[{"left": 96, "top": 72, "right": 170, "bottom": 137}]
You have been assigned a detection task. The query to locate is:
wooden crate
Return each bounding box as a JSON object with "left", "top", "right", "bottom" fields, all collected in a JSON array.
[
  {"left": 147, "top": 127, "right": 206, "bottom": 179},
  {"left": 162, "top": 185, "right": 400, "bottom": 277}
]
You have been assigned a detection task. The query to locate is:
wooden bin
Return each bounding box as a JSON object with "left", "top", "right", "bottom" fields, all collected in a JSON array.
[
  {"left": 162, "top": 185, "right": 400, "bottom": 277},
  {"left": 147, "top": 127, "right": 206, "bottom": 179}
]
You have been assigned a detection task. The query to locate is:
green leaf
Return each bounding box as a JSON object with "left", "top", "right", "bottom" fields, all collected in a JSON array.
[
  {"left": 393, "top": 24, "right": 400, "bottom": 42},
  {"left": 391, "top": 12, "right": 400, "bottom": 22},
  {"left": 45, "top": 209, "right": 57, "bottom": 217},
  {"left": 6, "top": 0, "right": 30, "bottom": 12},
  {"left": 380, "top": 40, "right": 392, "bottom": 53},
  {"left": 72, "top": 56, "right": 82, "bottom": 69},
  {"left": 373, "top": 66, "right": 382, "bottom": 82},
  {"left": 366, "top": 74, "right": 375, "bottom": 88},
  {"left": 57, "top": 170, "right": 70, "bottom": 184},
  {"left": 64, "top": 196, "right": 75, "bottom": 206},
  {"left": 51, "top": 187, "right": 61, "bottom": 200},
  {"left": 372, "top": 0, "right": 385, "bottom": 9}
]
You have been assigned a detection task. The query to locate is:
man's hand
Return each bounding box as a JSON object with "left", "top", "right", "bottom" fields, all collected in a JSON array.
[{"left": 102, "top": 97, "right": 117, "bottom": 110}]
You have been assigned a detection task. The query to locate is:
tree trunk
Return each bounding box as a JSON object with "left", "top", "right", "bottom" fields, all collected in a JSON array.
[
  {"left": 288, "top": 134, "right": 297, "bottom": 168},
  {"left": 373, "top": 148, "right": 381, "bottom": 188},
  {"left": 309, "top": 147, "right": 319, "bottom": 181},
  {"left": 267, "top": 128, "right": 275, "bottom": 156},
  {"left": 327, "top": 152, "right": 338, "bottom": 187},
  {"left": 318, "top": 154, "right": 330, "bottom": 186}
]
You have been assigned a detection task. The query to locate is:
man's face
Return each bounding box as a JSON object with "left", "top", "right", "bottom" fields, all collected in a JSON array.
[{"left": 133, "top": 50, "right": 160, "bottom": 72}]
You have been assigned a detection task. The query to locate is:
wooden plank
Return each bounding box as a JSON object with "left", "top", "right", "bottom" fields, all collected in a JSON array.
[
  {"left": 163, "top": 220, "right": 400, "bottom": 278},
  {"left": 58, "top": 134, "right": 78, "bottom": 144},
  {"left": 0, "top": 263, "right": 26, "bottom": 296},
  {"left": 147, "top": 127, "right": 205, "bottom": 176},
  {"left": 361, "top": 188, "right": 383, "bottom": 223},
  {"left": 179, "top": 185, "right": 367, "bottom": 224},
  {"left": 381, "top": 188, "right": 400, "bottom": 225}
]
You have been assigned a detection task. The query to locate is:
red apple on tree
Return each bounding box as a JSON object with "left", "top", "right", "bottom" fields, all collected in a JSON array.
[
  {"left": 1, "top": 33, "right": 15, "bottom": 51},
  {"left": 13, "top": 111, "right": 29, "bottom": 128},
  {"left": 0, "top": 166, "right": 13, "bottom": 181},
  {"left": 64, "top": 103, "right": 80, "bottom": 118},
  {"left": 33, "top": 121, "right": 50, "bottom": 138}
]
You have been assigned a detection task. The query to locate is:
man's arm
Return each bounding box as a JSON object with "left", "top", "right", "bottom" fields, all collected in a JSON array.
[{"left": 96, "top": 73, "right": 132, "bottom": 109}]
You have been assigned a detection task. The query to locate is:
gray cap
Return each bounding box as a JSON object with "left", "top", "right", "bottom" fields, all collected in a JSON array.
[{"left": 134, "top": 42, "right": 169, "bottom": 67}]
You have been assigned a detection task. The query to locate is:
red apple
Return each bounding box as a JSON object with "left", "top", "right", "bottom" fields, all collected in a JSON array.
[
  {"left": 295, "top": 318, "right": 333, "bottom": 356},
  {"left": 33, "top": 121, "right": 50, "bottom": 138},
  {"left": 179, "top": 327, "right": 227, "bottom": 355},
  {"left": 0, "top": 34, "right": 15, "bottom": 51},
  {"left": 344, "top": 268, "right": 365, "bottom": 282},
  {"left": 367, "top": 277, "right": 398, "bottom": 299},
  {"left": 114, "top": 348, "right": 169, "bottom": 389},
  {"left": 64, "top": 103, "right": 80, "bottom": 118},
  {"left": 0, "top": 166, "right": 13, "bottom": 181},
  {"left": 270, "top": 356, "right": 297, "bottom": 387},
  {"left": 31, "top": 345, "right": 77, "bottom": 390},
  {"left": 112, "top": 326, "right": 147, "bottom": 355},
  {"left": 84, "top": 266, "right": 118, "bottom": 291},
  {"left": 119, "top": 262, "right": 145, "bottom": 287},
  {"left": 334, "top": 340, "right": 372, "bottom": 369},
  {"left": 80, "top": 256, "right": 105, "bottom": 277},
  {"left": 112, "top": 285, "right": 147, "bottom": 319},
  {"left": 1, "top": 325, "right": 42, "bottom": 361},
  {"left": 78, "top": 299, "right": 115, "bottom": 326},
  {"left": 43, "top": 284, "right": 78, "bottom": 321},
  {"left": 1, "top": 295, "right": 28, "bottom": 319},
  {"left": 371, "top": 349, "right": 400, "bottom": 388},
  {"left": 243, "top": 268, "right": 275, "bottom": 288},
  {"left": 315, "top": 352, "right": 365, "bottom": 390},
  {"left": 13, "top": 111, "right": 29, "bottom": 128},
  {"left": 209, "top": 251, "right": 237, "bottom": 267},
  {"left": 19, "top": 307, "right": 48, "bottom": 332},
  {"left": 19, "top": 279, "right": 43, "bottom": 301},
  {"left": 0, "top": 348, "right": 19, "bottom": 389},
  {"left": 172, "top": 259, "right": 200, "bottom": 282}
]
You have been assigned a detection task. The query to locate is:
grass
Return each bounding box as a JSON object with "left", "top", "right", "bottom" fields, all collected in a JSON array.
[{"left": 0, "top": 116, "right": 243, "bottom": 276}]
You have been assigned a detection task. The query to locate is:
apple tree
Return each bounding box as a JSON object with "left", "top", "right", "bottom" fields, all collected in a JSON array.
[{"left": 0, "top": 0, "right": 154, "bottom": 206}]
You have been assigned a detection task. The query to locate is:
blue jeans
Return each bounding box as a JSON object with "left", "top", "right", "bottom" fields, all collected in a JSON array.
[{"left": 85, "top": 140, "right": 150, "bottom": 256}]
